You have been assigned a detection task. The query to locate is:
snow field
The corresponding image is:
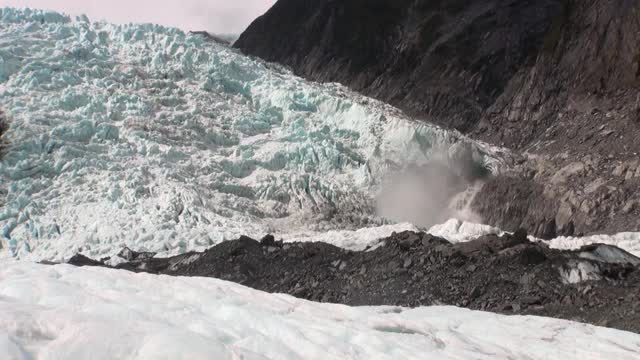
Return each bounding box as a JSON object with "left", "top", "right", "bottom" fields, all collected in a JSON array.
[{"left": 1, "top": 261, "right": 639, "bottom": 360}]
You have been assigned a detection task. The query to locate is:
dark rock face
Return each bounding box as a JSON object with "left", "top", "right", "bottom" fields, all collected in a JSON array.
[
  {"left": 472, "top": 175, "right": 561, "bottom": 238},
  {"left": 237, "top": 0, "right": 640, "bottom": 150},
  {"left": 477, "top": 0, "right": 640, "bottom": 150},
  {"left": 69, "top": 232, "right": 640, "bottom": 334},
  {"left": 68, "top": 254, "right": 107, "bottom": 267},
  {"left": 188, "top": 31, "right": 232, "bottom": 46},
  {"left": 236, "top": 0, "right": 640, "bottom": 237},
  {"left": 117, "top": 247, "right": 156, "bottom": 262},
  {"left": 236, "top": 0, "right": 565, "bottom": 132},
  {"left": 0, "top": 109, "right": 7, "bottom": 156},
  {"left": 472, "top": 155, "right": 640, "bottom": 237},
  {"left": 472, "top": 1, "right": 640, "bottom": 236}
]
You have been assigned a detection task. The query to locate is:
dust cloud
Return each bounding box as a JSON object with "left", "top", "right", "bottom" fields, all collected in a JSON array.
[{"left": 376, "top": 158, "right": 487, "bottom": 228}]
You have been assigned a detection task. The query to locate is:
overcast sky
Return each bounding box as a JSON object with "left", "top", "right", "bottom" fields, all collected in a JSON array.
[{"left": 0, "top": 0, "right": 276, "bottom": 33}]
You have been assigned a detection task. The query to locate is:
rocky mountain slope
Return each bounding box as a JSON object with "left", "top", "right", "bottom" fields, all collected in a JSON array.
[
  {"left": 235, "top": 0, "right": 640, "bottom": 238},
  {"left": 235, "top": 0, "right": 565, "bottom": 133}
]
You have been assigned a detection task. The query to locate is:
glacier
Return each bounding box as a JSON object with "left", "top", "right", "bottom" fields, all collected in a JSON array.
[
  {"left": 2, "top": 261, "right": 640, "bottom": 360},
  {"left": 2, "top": 8, "right": 640, "bottom": 359},
  {"left": 0, "top": 7, "right": 504, "bottom": 261}
]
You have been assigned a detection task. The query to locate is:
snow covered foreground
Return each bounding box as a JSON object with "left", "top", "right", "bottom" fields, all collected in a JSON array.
[{"left": 1, "top": 262, "right": 639, "bottom": 360}]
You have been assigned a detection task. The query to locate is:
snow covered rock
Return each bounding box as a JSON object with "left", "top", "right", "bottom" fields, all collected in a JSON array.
[{"left": 548, "top": 232, "right": 640, "bottom": 258}]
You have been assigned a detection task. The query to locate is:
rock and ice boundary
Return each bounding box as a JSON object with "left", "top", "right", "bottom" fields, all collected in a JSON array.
[
  {"left": 68, "top": 229, "right": 640, "bottom": 334},
  {"left": 2, "top": 7, "right": 640, "bottom": 359},
  {"left": 0, "top": 7, "right": 502, "bottom": 261}
]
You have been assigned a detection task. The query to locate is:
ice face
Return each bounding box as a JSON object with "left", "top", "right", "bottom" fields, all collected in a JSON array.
[
  {"left": 578, "top": 244, "right": 640, "bottom": 266},
  {"left": 0, "top": 7, "right": 502, "bottom": 261},
  {"left": 558, "top": 260, "right": 603, "bottom": 284}
]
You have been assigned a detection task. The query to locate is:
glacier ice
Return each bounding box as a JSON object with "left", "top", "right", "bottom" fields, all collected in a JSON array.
[
  {"left": 546, "top": 233, "right": 640, "bottom": 258},
  {"left": 0, "top": 7, "right": 503, "bottom": 261},
  {"left": 427, "top": 218, "right": 504, "bottom": 243},
  {"left": 427, "top": 219, "right": 640, "bottom": 260}
]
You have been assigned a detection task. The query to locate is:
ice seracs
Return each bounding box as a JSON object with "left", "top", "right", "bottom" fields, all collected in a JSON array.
[
  {"left": 0, "top": 7, "right": 501, "bottom": 261},
  {"left": 5, "top": 6, "right": 640, "bottom": 267}
]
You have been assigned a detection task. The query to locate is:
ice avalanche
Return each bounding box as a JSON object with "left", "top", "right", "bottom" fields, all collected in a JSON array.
[{"left": 0, "top": 8, "right": 501, "bottom": 261}]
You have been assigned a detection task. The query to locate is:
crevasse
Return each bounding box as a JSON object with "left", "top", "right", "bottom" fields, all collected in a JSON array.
[{"left": 0, "top": 7, "right": 502, "bottom": 261}]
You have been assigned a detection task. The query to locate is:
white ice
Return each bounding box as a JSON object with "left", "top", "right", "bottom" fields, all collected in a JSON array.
[
  {"left": 428, "top": 219, "right": 640, "bottom": 260},
  {"left": 427, "top": 218, "right": 503, "bottom": 243},
  {"left": 547, "top": 233, "right": 640, "bottom": 258},
  {"left": 0, "top": 7, "right": 502, "bottom": 261},
  {"left": 1, "top": 260, "right": 639, "bottom": 360},
  {"left": 279, "top": 222, "right": 420, "bottom": 251}
]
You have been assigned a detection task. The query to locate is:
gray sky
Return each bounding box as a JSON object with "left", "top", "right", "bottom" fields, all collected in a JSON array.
[{"left": 0, "top": 0, "right": 276, "bottom": 33}]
